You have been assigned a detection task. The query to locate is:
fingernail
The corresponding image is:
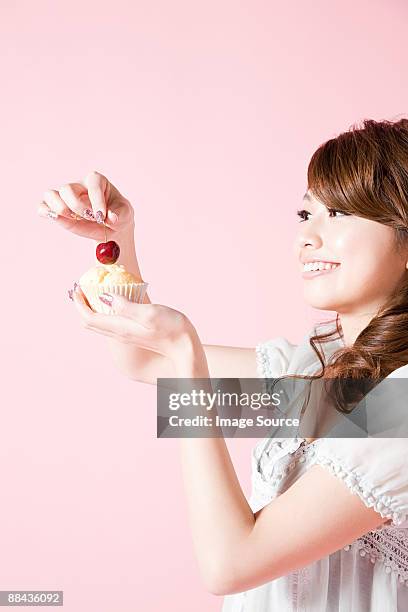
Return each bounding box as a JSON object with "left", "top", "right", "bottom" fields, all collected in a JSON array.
[
  {"left": 95, "top": 210, "right": 105, "bottom": 224},
  {"left": 47, "top": 210, "right": 58, "bottom": 220},
  {"left": 82, "top": 208, "right": 95, "bottom": 220},
  {"left": 68, "top": 289, "right": 73, "bottom": 301},
  {"left": 107, "top": 210, "right": 118, "bottom": 224},
  {"left": 99, "top": 293, "right": 113, "bottom": 306},
  {"left": 73, "top": 282, "right": 80, "bottom": 293}
]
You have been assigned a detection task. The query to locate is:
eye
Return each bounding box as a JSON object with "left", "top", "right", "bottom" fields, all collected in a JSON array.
[
  {"left": 327, "top": 207, "right": 350, "bottom": 218},
  {"left": 296, "top": 207, "right": 351, "bottom": 222},
  {"left": 296, "top": 209, "right": 310, "bottom": 222}
]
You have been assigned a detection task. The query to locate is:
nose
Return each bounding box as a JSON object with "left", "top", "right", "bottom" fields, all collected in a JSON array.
[{"left": 297, "top": 224, "right": 323, "bottom": 251}]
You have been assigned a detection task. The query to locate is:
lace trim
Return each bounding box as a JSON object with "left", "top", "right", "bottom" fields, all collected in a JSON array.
[
  {"left": 255, "top": 343, "right": 271, "bottom": 378},
  {"left": 314, "top": 453, "right": 407, "bottom": 527},
  {"left": 343, "top": 529, "right": 408, "bottom": 586},
  {"left": 251, "top": 441, "right": 317, "bottom": 509},
  {"left": 252, "top": 440, "right": 407, "bottom": 531},
  {"left": 258, "top": 440, "right": 318, "bottom": 483},
  {"left": 291, "top": 566, "right": 310, "bottom": 611},
  {"left": 251, "top": 440, "right": 408, "bottom": 588}
]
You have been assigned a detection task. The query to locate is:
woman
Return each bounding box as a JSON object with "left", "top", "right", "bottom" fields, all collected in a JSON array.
[{"left": 38, "top": 117, "right": 408, "bottom": 611}]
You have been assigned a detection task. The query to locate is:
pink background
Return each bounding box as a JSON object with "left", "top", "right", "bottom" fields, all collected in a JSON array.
[{"left": 2, "top": 1, "right": 408, "bottom": 610}]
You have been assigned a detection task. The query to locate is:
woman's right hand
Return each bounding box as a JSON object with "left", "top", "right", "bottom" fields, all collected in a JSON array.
[{"left": 37, "top": 170, "right": 135, "bottom": 242}]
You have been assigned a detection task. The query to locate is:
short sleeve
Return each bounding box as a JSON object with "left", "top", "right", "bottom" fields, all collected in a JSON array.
[
  {"left": 255, "top": 336, "right": 297, "bottom": 378},
  {"left": 313, "top": 438, "right": 408, "bottom": 526}
]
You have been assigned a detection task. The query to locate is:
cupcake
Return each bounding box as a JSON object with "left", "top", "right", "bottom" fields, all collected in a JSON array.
[{"left": 78, "top": 263, "right": 148, "bottom": 314}]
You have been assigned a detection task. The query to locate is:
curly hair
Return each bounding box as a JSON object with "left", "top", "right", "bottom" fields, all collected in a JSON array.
[{"left": 284, "top": 117, "right": 408, "bottom": 414}]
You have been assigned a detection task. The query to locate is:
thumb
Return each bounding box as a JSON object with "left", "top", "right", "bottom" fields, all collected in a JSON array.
[{"left": 99, "top": 293, "right": 148, "bottom": 319}]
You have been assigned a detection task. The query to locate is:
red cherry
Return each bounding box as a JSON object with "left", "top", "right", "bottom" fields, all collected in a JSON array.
[{"left": 96, "top": 240, "right": 120, "bottom": 264}]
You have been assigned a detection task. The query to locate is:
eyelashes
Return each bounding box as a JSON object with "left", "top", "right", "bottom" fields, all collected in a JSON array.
[
  {"left": 296, "top": 208, "right": 351, "bottom": 222},
  {"left": 296, "top": 209, "right": 310, "bottom": 222}
]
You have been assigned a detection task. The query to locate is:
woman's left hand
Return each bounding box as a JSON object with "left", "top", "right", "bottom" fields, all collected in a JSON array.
[{"left": 70, "top": 284, "right": 194, "bottom": 359}]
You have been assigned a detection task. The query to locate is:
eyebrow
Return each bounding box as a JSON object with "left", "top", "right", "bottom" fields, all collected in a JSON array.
[{"left": 303, "top": 193, "right": 312, "bottom": 201}]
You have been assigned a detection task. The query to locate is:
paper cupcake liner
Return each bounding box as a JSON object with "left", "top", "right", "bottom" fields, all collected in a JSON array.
[{"left": 79, "top": 282, "right": 149, "bottom": 315}]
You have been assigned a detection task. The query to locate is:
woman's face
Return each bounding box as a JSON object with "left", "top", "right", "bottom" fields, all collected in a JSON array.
[{"left": 294, "top": 191, "right": 408, "bottom": 314}]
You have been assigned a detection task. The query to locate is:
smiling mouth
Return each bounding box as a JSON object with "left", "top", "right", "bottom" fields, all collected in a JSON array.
[{"left": 302, "top": 263, "right": 341, "bottom": 278}]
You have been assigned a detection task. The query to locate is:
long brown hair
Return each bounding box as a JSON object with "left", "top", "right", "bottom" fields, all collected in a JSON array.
[{"left": 287, "top": 117, "right": 408, "bottom": 413}]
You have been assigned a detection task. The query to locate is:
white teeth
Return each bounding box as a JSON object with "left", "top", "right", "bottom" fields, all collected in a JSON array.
[{"left": 303, "top": 261, "right": 340, "bottom": 272}]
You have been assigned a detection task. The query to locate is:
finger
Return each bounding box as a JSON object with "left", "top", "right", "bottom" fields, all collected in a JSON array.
[
  {"left": 73, "top": 283, "right": 92, "bottom": 308},
  {"left": 72, "top": 287, "right": 150, "bottom": 339},
  {"left": 107, "top": 209, "right": 119, "bottom": 225},
  {"left": 58, "top": 182, "right": 95, "bottom": 220},
  {"left": 38, "top": 200, "right": 97, "bottom": 234},
  {"left": 71, "top": 284, "right": 95, "bottom": 315},
  {"left": 42, "top": 189, "right": 75, "bottom": 219},
  {"left": 38, "top": 200, "right": 59, "bottom": 220},
  {"left": 98, "top": 293, "right": 152, "bottom": 326},
  {"left": 82, "top": 170, "right": 108, "bottom": 225},
  {"left": 71, "top": 287, "right": 124, "bottom": 332},
  {"left": 83, "top": 172, "right": 120, "bottom": 230}
]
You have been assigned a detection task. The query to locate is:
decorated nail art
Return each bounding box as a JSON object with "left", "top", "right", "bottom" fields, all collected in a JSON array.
[
  {"left": 99, "top": 293, "right": 113, "bottom": 306},
  {"left": 82, "top": 208, "right": 95, "bottom": 220},
  {"left": 95, "top": 210, "right": 105, "bottom": 224},
  {"left": 47, "top": 209, "right": 58, "bottom": 220},
  {"left": 68, "top": 289, "right": 73, "bottom": 301}
]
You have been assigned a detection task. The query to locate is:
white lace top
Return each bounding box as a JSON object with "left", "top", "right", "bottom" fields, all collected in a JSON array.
[{"left": 221, "top": 321, "right": 408, "bottom": 612}]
